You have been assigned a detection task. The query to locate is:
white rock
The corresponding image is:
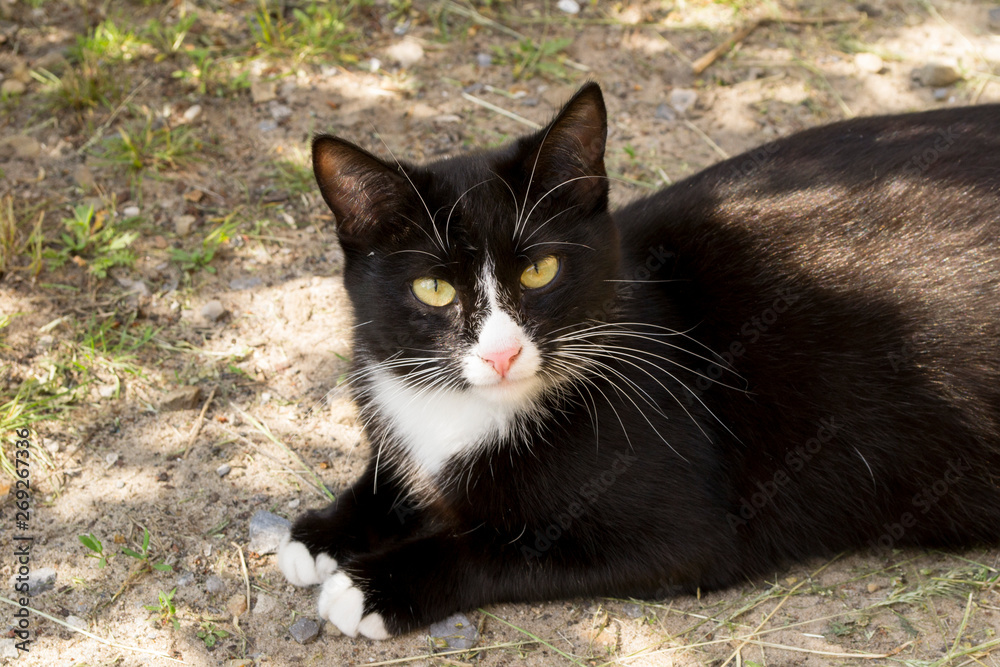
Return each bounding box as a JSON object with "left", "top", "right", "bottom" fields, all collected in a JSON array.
[
  {"left": 182, "top": 104, "right": 202, "bottom": 122},
  {"left": 557, "top": 0, "right": 581, "bottom": 14}
]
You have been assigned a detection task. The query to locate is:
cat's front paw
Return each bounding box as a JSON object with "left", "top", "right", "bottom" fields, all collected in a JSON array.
[
  {"left": 278, "top": 534, "right": 339, "bottom": 587},
  {"left": 318, "top": 572, "right": 391, "bottom": 639}
]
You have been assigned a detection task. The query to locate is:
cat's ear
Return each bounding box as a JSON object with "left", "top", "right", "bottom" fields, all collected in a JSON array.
[
  {"left": 312, "top": 135, "right": 408, "bottom": 243},
  {"left": 527, "top": 82, "right": 608, "bottom": 208}
]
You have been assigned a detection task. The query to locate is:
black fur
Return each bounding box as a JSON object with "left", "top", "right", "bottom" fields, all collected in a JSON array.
[{"left": 288, "top": 83, "right": 1000, "bottom": 635}]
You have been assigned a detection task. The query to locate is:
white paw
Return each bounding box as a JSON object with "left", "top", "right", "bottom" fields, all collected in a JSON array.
[
  {"left": 318, "top": 572, "right": 391, "bottom": 639},
  {"left": 277, "top": 535, "right": 338, "bottom": 587}
]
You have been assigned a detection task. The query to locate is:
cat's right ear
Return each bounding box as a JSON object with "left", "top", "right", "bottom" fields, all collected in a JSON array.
[{"left": 312, "top": 135, "right": 407, "bottom": 244}]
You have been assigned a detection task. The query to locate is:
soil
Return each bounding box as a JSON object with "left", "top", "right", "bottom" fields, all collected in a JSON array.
[{"left": 1, "top": 1, "right": 999, "bottom": 666}]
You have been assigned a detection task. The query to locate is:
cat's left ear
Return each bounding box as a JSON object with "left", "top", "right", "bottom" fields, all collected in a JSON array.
[{"left": 526, "top": 81, "right": 608, "bottom": 209}]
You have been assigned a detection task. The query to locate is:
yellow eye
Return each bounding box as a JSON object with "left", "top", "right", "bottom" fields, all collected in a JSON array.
[
  {"left": 411, "top": 277, "right": 456, "bottom": 307},
  {"left": 520, "top": 255, "right": 560, "bottom": 289}
]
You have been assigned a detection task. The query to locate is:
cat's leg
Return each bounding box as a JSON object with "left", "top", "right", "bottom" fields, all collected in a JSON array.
[
  {"left": 316, "top": 531, "right": 667, "bottom": 639},
  {"left": 279, "top": 466, "right": 412, "bottom": 588}
]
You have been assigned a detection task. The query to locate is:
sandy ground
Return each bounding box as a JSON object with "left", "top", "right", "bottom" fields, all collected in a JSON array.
[{"left": 2, "top": 1, "right": 1000, "bottom": 665}]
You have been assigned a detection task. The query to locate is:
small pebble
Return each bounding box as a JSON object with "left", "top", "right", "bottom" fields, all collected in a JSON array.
[
  {"left": 217, "top": 463, "right": 232, "bottom": 478},
  {"left": 258, "top": 120, "right": 278, "bottom": 132},
  {"left": 182, "top": 104, "right": 202, "bottom": 122},
  {"left": 1, "top": 135, "right": 40, "bottom": 159},
  {"left": 386, "top": 38, "right": 424, "bottom": 68},
  {"left": 73, "top": 164, "right": 97, "bottom": 191},
  {"left": 622, "top": 603, "right": 645, "bottom": 618},
  {"left": 248, "top": 510, "right": 292, "bottom": 555},
  {"left": 8, "top": 567, "right": 56, "bottom": 596},
  {"left": 933, "top": 87, "right": 949, "bottom": 101},
  {"left": 173, "top": 214, "right": 196, "bottom": 236},
  {"left": 175, "top": 571, "right": 195, "bottom": 587},
  {"left": 0, "top": 639, "right": 15, "bottom": 659},
  {"left": 66, "top": 615, "right": 88, "bottom": 630},
  {"left": 229, "top": 276, "right": 263, "bottom": 291},
  {"left": 990, "top": 7, "right": 1000, "bottom": 32},
  {"left": 269, "top": 103, "right": 292, "bottom": 121},
  {"left": 655, "top": 103, "right": 677, "bottom": 122},
  {"left": 289, "top": 617, "right": 320, "bottom": 644},
  {"left": 557, "top": 0, "right": 581, "bottom": 14},
  {"left": 205, "top": 575, "right": 226, "bottom": 595},
  {"left": 668, "top": 88, "right": 698, "bottom": 115},
  {"left": 226, "top": 593, "right": 248, "bottom": 617},
  {"left": 429, "top": 612, "right": 479, "bottom": 651},
  {"left": 854, "top": 52, "right": 884, "bottom": 74},
  {"left": 1, "top": 79, "right": 26, "bottom": 96},
  {"left": 122, "top": 205, "right": 140, "bottom": 218},
  {"left": 201, "top": 300, "right": 227, "bottom": 322},
  {"left": 287, "top": 498, "right": 300, "bottom": 509},
  {"left": 476, "top": 53, "right": 493, "bottom": 68},
  {"left": 250, "top": 80, "right": 277, "bottom": 104},
  {"left": 253, "top": 593, "right": 278, "bottom": 616},
  {"left": 160, "top": 386, "right": 202, "bottom": 411},
  {"left": 912, "top": 63, "right": 961, "bottom": 87}
]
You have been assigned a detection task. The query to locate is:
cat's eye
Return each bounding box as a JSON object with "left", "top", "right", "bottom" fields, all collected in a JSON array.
[
  {"left": 520, "top": 256, "right": 560, "bottom": 289},
  {"left": 411, "top": 277, "right": 456, "bottom": 307}
]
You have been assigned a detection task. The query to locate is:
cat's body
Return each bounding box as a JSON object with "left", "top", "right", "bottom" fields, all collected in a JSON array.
[{"left": 279, "top": 84, "right": 1000, "bottom": 638}]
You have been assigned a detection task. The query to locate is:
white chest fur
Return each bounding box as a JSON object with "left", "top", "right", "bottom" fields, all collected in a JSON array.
[{"left": 368, "top": 369, "right": 523, "bottom": 476}]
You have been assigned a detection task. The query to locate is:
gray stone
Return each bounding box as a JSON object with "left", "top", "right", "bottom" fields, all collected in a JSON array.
[
  {"left": 216, "top": 463, "right": 232, "bottom": 478},
  {"left": 933, "top": 87, "right": 949, "bottom": 101},
  {"left": 248, "top": 510, "right": 291, "bottom": 555},
  {"left": 655, "top": 103, "right": 677, "bottom": 122},
  {"left": 182, "top": 104, "right": 202, "bottom": 122},
  {"left": 990, "top": 7, "right": 1000, "bottom": 32},
  {"left": 229, "top": 276, "right": 263, "bottom": 291},
  {"left": 159, "top": 385, "right": 201, "bottom": 411},
  {"left": 253, "top": 593, "right": 278, "bottom": 616},
  {"left": 854, "top": 52, "right": 884, "bottom": 74},
  {"left": 175, "top": 571, "right": 195, "bottom": 587},
  {"left": 251, "top": 80, "right": 277, "bottom": 104},
  {"left": 269, "top": 103, "right": 292, "bottom": 121},
  {"left": 668, "top": 88, "right": 698, "bottom": 115},
  {"left": 8, "top": 567, "right": 56, "bottom": 596},
  {"left": 72, "top": 165, "right": 97, "bottom": 191},
  {"left": 476, "top": 53, "right": 493, "bottom": 68},
  {"left": 205, "top": 575, "right": 226, "bottom": 595},
  {"left": 622, "top": 602, "right": 644, "bottom": 618},
  {"left": 173, "top": 214, "right": 196, "bottom": 236},
  {"left": 289, "top": 617, "right": 320, "bottom": 644},
  {"left": 429, "top": 612, "right": 478, "bottom": 651},
  {"left": 258, "top": 120, "right": 278, "bottom": 132},
  {"left": 912, "top": 63, "right": 961, "bottom": 87},
  {"left": 386, "top": 38, "right": 424, "bottom": 68},
  {"left": 66, "top": 615, "right": 88, "bottom": 630},
  {"left": 0, "top": 638, "right": 18, "bottom": 659},
  {"left": 0, "top": 135, "right": 40, "bottom": 159},
  {"left": 0, "top": 79, "right": 26, "bottom": 96},
  {"left": 201, "top": 300, "right": 227, "bottom": 322}
]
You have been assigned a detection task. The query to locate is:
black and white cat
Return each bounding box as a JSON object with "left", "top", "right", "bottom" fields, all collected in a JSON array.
[{"left": 278, "top": 82, "right": 1000, "bottom": 639}]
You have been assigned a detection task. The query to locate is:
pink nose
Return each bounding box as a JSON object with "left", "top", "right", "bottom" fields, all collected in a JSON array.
[{"left": 480, "top": 346, "right": 522, "bottom": 378}]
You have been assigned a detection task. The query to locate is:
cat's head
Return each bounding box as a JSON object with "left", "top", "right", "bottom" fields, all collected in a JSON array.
[{"left": 313, "top": 83, "right": 619, "bottom": 414}]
